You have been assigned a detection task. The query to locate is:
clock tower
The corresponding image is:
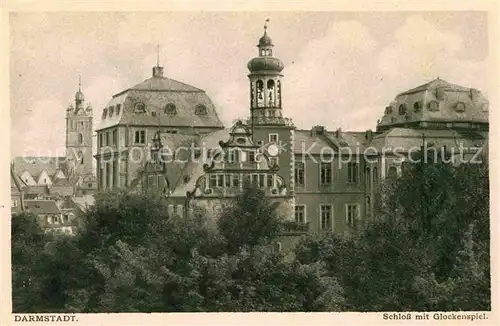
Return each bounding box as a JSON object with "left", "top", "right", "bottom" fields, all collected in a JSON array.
[
  {"left": 65, "top": 77, "right": 93, "bottom": 178},
  {"left": 247, "top": 21, "right": 296, "bottom": 195}
]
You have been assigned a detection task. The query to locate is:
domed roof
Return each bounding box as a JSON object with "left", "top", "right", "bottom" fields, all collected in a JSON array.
[
  {"left": 247, "top": 56, "right": 284, "bottom": 73},
  {"left": 259, "top": 31, "right": 273, "bottom": 47}
]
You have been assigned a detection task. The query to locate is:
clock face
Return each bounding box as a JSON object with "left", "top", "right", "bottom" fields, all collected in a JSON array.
[{"left": 267, "top": 144, "right": 279, "bottom": 157}]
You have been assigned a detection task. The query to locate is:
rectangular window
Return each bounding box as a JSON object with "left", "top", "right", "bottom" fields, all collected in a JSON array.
[
  {"left": 268, "top": 133, "right": 279, "bottom": 143},
  {"left": 269, "top": 157, "right": 279, "bottom": 167},
  {"left": 53, "top": 216, "right": 59, "bottom": 224},
  {"left": 148, "top": 175, "right": 157, "bottom": 187},
  {"left": 98, "top": 133, "right": 102, "bottom": 147},
  {"left": 134, "top": 130, "right": 146, "bottom": 144},
  {"left": 105, "top": 131, "right": 110, "bottom": 146},
  {"left": 112, "top": 129, "right": 117, "bottom": 146},
  {"left": 232, "top": 174, "right": 240, "bottom": 187},
  {"left": 320, "top": 205, "right": 332, "bottom": 230},
  {"left": 209, "top": 174, "right": 217, "bottom": 188},
  {"left": 295, "top": 162, "right": 305, "bottom": 185},
  {"left": 225, "top": 174, "right": 232, "bottom": 187},
  {"left": 346, "top": 204, "right": 359, "bottom": 227},
  {"left": 320, "top": 163, "right": 332, "bottom": 185},
  {"left": 106, "top": 162, "right": 111, "bottom": 189},
  {"left": 248, "top": 151, "right": 255, "bottom": 162},
  {"left": 228, "top": 150, "right": 235, "bottom": 163},
  {"left": 348, "top": 162, "right": 358, "bottom": 183},
  {"left": 12, "top": 199, "right": 18, "bottom": 207},
  {"left": 258, "top": 174, "right": 265, "bottom": 188},
  {"left": 295, "top": 205, "right": 306, "bottom": 223},
  {"left": 217, "top": 174, "right": 224, "bottom": 187},
  {"left": 267, "top": 174, "right": 274, "bottom": 187},
  {"left": 177, "top": 204, "right": 184, "bottom": 217}
]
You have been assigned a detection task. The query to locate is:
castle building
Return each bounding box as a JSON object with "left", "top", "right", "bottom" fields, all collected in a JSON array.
[{"left": 92, "top": 23, "right": 488, "bottom": 238}]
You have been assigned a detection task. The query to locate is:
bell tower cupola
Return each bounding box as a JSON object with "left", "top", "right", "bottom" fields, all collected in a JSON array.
[{"left": 247, "top": 19, "right": 287, "bottom": 126}]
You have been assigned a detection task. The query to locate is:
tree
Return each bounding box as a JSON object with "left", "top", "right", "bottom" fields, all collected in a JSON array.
[
  {"left": 296, "top": 161, "right": 490, "bottom": 311},
  {"left": 11, "top": 212, "right": 49, "bottom": 312},
  {"left": 217, "top": 185, "right": 283, "bottom": 254}
]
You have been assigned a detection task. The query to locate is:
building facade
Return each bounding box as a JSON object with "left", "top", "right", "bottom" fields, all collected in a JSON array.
[{"left": 89, "top": 24, "right": 488, "bottom": 236}]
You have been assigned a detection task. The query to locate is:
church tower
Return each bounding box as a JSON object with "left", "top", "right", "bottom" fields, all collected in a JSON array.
[
  {"left": 65, "top": 77, "right": 93, "bottom": 178},
  {"left": 247, "top": 20, "right": 296, "bottom": 196}
]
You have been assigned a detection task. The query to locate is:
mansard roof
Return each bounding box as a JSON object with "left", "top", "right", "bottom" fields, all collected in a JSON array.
[
  {"left": 378, "top": 78, "right": 489, "bottom": 130},
  {"left": 96, "top": 73, "right": 224, "bottom": 131}
]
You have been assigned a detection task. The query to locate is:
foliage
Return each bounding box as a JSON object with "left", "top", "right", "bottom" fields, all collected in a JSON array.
[
  {"left": 296, "top": 162, "right": 490, "bottom": 311},
  {"left": 12, "top": 187, "right": 341, "bottom": 312},
  {"left": 217, "top": 185, "right": 283, "bottom": 254}
]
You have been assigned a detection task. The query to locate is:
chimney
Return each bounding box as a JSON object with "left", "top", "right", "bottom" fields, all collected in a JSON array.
[
  {"left": 365, "top": 129, "right": 373, "bottom": 142},
  {"left": 335, "top": 128, "right": 342, "bottom": 138},
  {"left": 152, "top": 66, "right": 164, "bottom": 78},
  {"left": 311, "top": 125, "right": 326, "bottom": 136}
]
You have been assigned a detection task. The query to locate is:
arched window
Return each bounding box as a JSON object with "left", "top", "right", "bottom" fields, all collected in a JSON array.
[
  {"left": 77, "top": 151, "right": 84, "bottom": 165},
  {"left": 256, "top": 80, "right": 264, "bottom": 107},
  {"left": 273, "top": 242, "right": 282, "bottom": 253},
  {"left": 455, "top": 102, "right": 466, "bottom": 112},
  {"left": 398, "top": 104, "right": 407, "bottom": 115},
  {"left": 277, "top": 80, "right": 281, "bottom": 107},
  {"left": 428, "top": 100, "right": 439, "bottom": 111},
  {"left": 267, "top": 80, "right": 275, "bottom": 106},
  {"left": 78, "top": 133, "right": 83, "bottom": 145},
  {"left": 109, "top": 106, "right": 114, "bottom": 117},
  {"left": 413, "top": 101, "right": 423, "bottom": 113},
  {"left": 102, "top": 108, "right": 107, "bottom": 119}
]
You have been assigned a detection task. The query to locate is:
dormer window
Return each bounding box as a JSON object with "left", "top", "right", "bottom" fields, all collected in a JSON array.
[
  {"left": 102, "top": 108, "right": 107, "bottom": 119},
  {"left": 109, "top": 106, "right": 114, "bottom": 117},
  {"left": 116, "top": 104, "right": 121, "bottom": 115},
  {"left": 165, "top": 103, "right": 177, "bottom": 115},
  {"left": 385, "top": 106, "right": 393, "bottom": 114},
  {"left": 195, "top": 104, "right": 207, "bottom": 115},
  {"left": 134, "top": 102, "right": 146, "bottom": 113},
  {"left": 398, "top": 104, "right": 407, "bottom": 115},
  {"left": 413, "top": 101, "right": 423, "bottom": 113},
  {"left": 428, "top": 100, "right": 439, "bottom": 112},
  {"left": 455, "top": 102, "right": 466, "bottom": 112}
]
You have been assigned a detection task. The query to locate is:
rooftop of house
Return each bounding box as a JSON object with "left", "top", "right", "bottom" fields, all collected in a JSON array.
[{"left": 24, "top": 200, "right": 61, "bottom": 215}]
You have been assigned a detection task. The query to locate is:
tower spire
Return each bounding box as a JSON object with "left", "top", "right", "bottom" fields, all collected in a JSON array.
[
  {"left": 156, "top": 41, "right": 160, "bottom": 67},
  {"left": 78, "top": 74, "right": 82, "bottom": 92},
  {"left": 152, "top": 41, "right": 164, "bottom": 77}
]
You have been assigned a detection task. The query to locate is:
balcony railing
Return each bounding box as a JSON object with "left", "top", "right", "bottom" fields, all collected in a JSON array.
[{"left": 282, "top": 220, "right": 309, "bottom": 233}]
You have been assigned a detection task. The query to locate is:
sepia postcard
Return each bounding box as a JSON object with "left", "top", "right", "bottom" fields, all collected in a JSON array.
[{"left": 1, "top": 0, "right": 499, "bottom": 325}]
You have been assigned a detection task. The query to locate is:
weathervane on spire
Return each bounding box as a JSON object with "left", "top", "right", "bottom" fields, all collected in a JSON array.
[
  {"left": 156, "top": 41, "right": 160, "bottom": 67},
  {"left": 78, "top": 74, "right": 82, "bottom": 91}
]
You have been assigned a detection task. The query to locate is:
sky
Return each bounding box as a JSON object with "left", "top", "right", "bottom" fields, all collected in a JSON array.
[{"left": 9, "top": 11, "right": 490, "bottom": 157}]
